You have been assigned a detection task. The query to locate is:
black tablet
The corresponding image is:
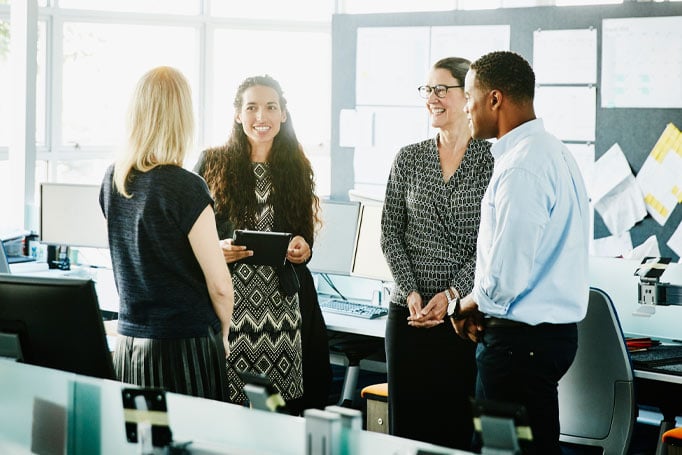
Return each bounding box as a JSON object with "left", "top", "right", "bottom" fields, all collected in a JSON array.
[{"left": 232, "top": 230, "right": 291, "bottom": 267}]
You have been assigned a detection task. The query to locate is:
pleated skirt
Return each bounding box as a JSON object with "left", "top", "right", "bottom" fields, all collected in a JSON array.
[{"left": 113, "top": 326, "right": 228, "bottom": 402}]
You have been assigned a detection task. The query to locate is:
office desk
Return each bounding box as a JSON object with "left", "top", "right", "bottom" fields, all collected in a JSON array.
[
  {"left": 630, "top": 345, "right": 682, "bottom": 454},
  {"left": 322, "top": 308, "right": 682, "bottom": 385},
  {"left": 322, "top": 310, "right": 386, "bottom": 338},
  {"left": 636, "top": 369, "right": 682, "bottom": 384},
  {"left": 0, "top": 359, "right": 473, "bottom": 455},
  {"left": 321, "top": 305, "right": 682, "bottom": 423},
  {"left": 634, "top": 373, "right": 682, "bottom": 455},
  {"left": 17, "top": 261, "right": 681, "bottom": 439},
  {"left": 9, "top": 261, "right": 119, "bottom": 315}
]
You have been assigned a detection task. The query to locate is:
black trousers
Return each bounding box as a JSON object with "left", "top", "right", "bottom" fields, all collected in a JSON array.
[
  {"left": 475, "top": 322, "right": 578, "bottom": 455},
  {"left": 385, "top": 304, "right": 477, "bottom": 450}
]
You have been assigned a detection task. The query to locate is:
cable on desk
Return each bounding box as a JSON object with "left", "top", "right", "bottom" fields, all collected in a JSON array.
[{"left": 321, "top": 273, "right": 347, "bottom": 301}]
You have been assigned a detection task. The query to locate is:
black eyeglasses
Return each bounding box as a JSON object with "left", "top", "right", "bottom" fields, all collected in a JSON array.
[{"left": 417, "top": 84, "right": 463, "bottom": 99}]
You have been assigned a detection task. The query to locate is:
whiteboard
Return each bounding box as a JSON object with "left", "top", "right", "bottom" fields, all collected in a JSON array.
[
  {"left": 430, "top": 25, "right": 510, "bottom": 64},
  {"left": 533, "top": 28, "right": 597, "bottom": 85},
  {"left": 356, "top": 27, "right": 430, "bottom": 106},
  {"left": 601, "top": 16, "right": 682, "bottom": 108}
]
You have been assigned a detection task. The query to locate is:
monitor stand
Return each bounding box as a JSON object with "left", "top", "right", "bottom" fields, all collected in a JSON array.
[
  {"left": 0, "top": 332, "right": 24, "bottom": 361},
  {"left": 47, "top": 245, "right": 71, "bottom": 270}
]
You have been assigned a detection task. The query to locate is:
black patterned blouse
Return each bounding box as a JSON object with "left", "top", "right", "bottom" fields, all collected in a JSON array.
[
  {"left": 380, "top": 135, "right": 494, "bottom": 307},
  {"left": 225, "top": 163, "right": 303, "bottom": 403}
]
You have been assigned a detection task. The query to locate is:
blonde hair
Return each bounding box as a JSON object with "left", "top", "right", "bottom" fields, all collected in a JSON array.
[{"left": 113, "top": 66, "right": 194, "bottom": 197}]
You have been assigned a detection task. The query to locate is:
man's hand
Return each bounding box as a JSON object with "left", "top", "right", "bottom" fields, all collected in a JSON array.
[
  {"left": 451, "top": 311, "right": 485, "bottom": 343},
  {"left": 450, "top": 293, "right": 485, "bottom": 342}
]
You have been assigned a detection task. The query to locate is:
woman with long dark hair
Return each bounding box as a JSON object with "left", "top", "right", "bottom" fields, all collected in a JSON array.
[{"left": 195, "top": 75, "right": 322, "bottom": 413}]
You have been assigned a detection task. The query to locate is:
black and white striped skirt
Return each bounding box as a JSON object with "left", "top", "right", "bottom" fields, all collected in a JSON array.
[{"left": 113, "top": 326, "right": 228, "bottom": 402}]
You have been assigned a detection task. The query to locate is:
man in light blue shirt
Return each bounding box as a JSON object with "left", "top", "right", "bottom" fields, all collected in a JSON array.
[{"left": 451, "top": 51, "right": 590, "bottom": 454}]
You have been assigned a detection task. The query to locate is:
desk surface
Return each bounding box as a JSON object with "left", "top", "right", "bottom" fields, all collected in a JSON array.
[
  {"left": 322, "top": 310, "right": 386, "bottom": 338},
  {"left": 630, "top": 344, "right": 682, "bottom": 384},
  {"left": 0, "top": 359, "right": 473, "bottom": 455},
  {"left": 323, "top": 302, "right": 682, "bottom": 388},
  {"left": 12, "top": 263, "right": 682, "bottom": 386},
  {"left": 10, "top": 261, "right": 119, "bottom": 314},
  {"left": 635, "top": 369, "right": 682, "bottom": 384}
]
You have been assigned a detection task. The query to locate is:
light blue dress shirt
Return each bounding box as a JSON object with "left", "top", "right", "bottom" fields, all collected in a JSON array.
[{"left": 473, "top": 118, "right": 590, "bottom": 325}]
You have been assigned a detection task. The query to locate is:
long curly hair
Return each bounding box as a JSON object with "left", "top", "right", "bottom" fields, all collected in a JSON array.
[{"left": 201, "top": 75, "right": 319, "bottom": 245}]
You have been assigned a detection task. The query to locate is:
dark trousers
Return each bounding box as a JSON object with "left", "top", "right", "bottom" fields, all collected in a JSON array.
[
  {"left": 475, "top": 322, "right": 578, "bottom": 455},
  {"left": 386, "top": 304, "right": 477, "bottom": 450}
]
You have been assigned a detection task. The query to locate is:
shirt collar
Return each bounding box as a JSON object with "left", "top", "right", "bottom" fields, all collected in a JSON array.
[{"left": 490, "top": 118, "right": 544, "bottom": 160}]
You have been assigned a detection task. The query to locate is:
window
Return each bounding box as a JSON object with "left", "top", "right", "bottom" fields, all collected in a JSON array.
[
  {"left": 0, "top": 161, "right": 8, "bottom": 226},
  {"left": 457, "top": 0, "right": 501, "bottom": 9},
  {"left": 61, "top": 22, "right": 199, "bottom": 149},
  {"left": 211, "top": 0, "right": 331, "bottom": 21},
  {"left": 209, "top": 28, "right": 331, "bottom": 195},
  {"left": 0, "top": 19, "right": 10, "bottom": 148},
  {"left": 342, "top": 0, "right": 455, "bottom": 13},
  {"left": 36, "top": 21, "right": 46, "bottom": 146},
  {"left": 3, "top": 4, "right": 333, "bottom": 231},
  {"left": 556, "top": 0, "right": 621, "bottom": 5},
  {"left": 0, "top": 18, "right": 45, "bottom": 147},
  {"left": 209, "top": 29, "right": 330, "bottom": 152},
  {"left": 57, "top": 0, "right": 199, "bottom": 15}
]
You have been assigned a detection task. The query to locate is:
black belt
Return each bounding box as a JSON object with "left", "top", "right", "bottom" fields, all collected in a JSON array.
[{"left": 484, "top": 317, "right": 530, "bottom": 329}]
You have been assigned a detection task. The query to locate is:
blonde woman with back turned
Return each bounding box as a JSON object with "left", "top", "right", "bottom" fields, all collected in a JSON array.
[{"left": 99, "top": 66, "right": 234, "bottom": 400}]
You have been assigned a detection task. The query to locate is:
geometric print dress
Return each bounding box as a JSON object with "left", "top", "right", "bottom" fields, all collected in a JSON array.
[{"left": 225, "top": 162, "right": 304, "bottom": 403}]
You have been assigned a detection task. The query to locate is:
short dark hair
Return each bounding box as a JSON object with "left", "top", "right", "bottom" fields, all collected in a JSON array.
[
  {"left": 470, "top": 51, "right": 535, "bottom": 102},
  {"left": 433, "top": 56, "right": 471, "bottom": 86}
]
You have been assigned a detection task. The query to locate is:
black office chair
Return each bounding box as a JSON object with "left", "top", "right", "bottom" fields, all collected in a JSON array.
[
  {"left": 329, "top": 336, "right": 384, "bottom": 407},
  {"left": 558, "top": 287, "right": 636, "bottom": 455}
]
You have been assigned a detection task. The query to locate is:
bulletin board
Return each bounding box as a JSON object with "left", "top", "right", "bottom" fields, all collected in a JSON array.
[{"left": 331, "top": 2, "right": 682, "bottom": 260}]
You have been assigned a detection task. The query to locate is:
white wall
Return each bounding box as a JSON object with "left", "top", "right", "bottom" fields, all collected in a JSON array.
[{"left": 590, "top": 256, "right": 682, "bottom": 341}]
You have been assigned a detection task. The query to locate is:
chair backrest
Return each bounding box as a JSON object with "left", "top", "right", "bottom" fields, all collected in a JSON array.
[{"left": 558, "top": 287, "right": 636, "bottom": 455}]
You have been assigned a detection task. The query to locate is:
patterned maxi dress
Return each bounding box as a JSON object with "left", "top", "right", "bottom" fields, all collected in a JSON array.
[{"left": 225, "top": 162, "right": 304, "bottom": 403}]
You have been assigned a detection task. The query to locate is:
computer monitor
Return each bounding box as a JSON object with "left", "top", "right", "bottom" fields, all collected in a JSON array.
[
  {"left": 351, "top": 204, "right": 393, "bottom": 282},
  {"left": 0, "top": 274, "right": 116, "bottom": 380},
  {"left": 40, "top": 182, "right": 109, "bottom": 249},
  {"left": 308, "top": 200, "right": 362, "bottom": 276}
]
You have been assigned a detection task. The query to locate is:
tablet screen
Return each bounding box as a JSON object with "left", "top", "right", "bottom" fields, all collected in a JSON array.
[{"left": 232, "top": 230, "right": 291, "bottom": 267}]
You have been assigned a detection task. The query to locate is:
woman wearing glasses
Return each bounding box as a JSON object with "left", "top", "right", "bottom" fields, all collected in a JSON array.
[{"left": 380, "top": 57, "right": 494, "bottom": 450}]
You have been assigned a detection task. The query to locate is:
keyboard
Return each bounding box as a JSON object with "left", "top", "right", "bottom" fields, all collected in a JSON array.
[
  {"left": 63, "top": 269, "right": 94, "bottom": 279},
  {"left": 319, "top": 298, "right": 388, "bottom": 319},
  {"left": 7, "top": 255, "right": 36, "bottom": 264},
  {"left": 630, "top": 345, "right": 682, "bottom": 375}
]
